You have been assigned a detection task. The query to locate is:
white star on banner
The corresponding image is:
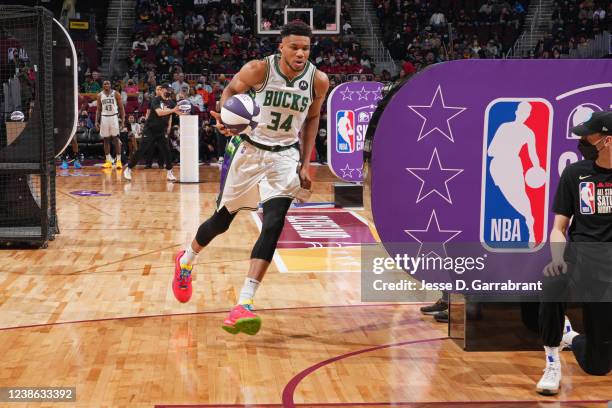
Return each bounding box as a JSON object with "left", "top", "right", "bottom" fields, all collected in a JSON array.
[
  {"left": 340, "top": 164, "right": 354, "bottom": 178},
  {"left": 406, "top": 148, "right": 464, "bottom": 204},
  {"left": 407, "top": 85, "right": 467, "bottom": 143},
  {"left": 356, "top": 86, "right": 371, "bottom": 101},
  {"left": 340, "top": 86, "right": 355, "bottom": 101},
  {"left": 404, "top": 210, "right": 462, "bottom": 258}
]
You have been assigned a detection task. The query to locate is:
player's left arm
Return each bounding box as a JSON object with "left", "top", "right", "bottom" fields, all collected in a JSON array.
[
  {"left": 115, "top": 91, "right": 125, "bottom": 126},
  {"left": 544, "top": 214, "right": 570, "bottom": 276},
  {"left": 299, "top": 70, "right": 329, "bottom": 189}
]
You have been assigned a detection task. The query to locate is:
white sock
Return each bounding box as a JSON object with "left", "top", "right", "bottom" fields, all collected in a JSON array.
[
  {"left": 106, "top": 154, "right": 112, "bottom": 162},
  {"left": 238, "top": 278, "right": 260, "bottom": 304},
  {"left": 544, "top": 346, "right": 560, "bottom": 366},
  {"left": 180, "top": 247, "right": 198, "bottom": 265}
]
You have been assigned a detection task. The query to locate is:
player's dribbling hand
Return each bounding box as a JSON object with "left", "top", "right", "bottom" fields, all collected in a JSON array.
[
  {"left": 299, "top": 165, "right": 312, "bottom": 190},
  {"left": 210, "top": 111, "right": 237, "bottom": 137},
  {"left": 543, "top": 259, "right": 567, "bottom": 277}
]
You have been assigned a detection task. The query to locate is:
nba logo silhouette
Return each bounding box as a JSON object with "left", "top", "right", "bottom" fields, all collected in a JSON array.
[
  {"left": 336, "top": 110, "right": 355, "bottom": 153},
  {"left": 480, "top": 98, "right": 553, "bottom": 251},
  {"left": 579, "top": 181, "right": 595, "bottom": 214}
]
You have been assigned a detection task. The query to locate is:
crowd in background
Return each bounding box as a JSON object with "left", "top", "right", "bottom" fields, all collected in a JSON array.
[
  {"left": 376, "top": 0, "right": 528, "bottom": 75},
  {"left": 67, "top": 0, "right": 610, "bottom": 165},
  {"left": 535, "top": 0, "right": 611, "bottom": 58}
]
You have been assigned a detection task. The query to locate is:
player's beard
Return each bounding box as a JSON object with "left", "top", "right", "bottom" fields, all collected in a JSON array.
[{"left": 284, "top": 55, "right": 305, "bottom": 72}]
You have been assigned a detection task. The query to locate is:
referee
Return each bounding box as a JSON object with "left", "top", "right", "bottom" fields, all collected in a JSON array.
[
  {"left": 537, "top": 111, "right": 612, "bottom": 395},
  {"left": 123, "top": 84, "right": 184, "bottom": 181}
]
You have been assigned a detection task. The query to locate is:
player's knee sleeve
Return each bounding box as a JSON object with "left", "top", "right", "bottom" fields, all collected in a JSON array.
[
  {"left": 251, "top": 198, "right": 292, "bottom": 261},
  {"left": 195, "top": 207, "right": 235, "bottom": 247}
]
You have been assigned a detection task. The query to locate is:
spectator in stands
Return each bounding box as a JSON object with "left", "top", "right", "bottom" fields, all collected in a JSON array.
[
  {"left": 430, "top": 10, "right": 447, "bottom": 29},
  {"left": 171, "top": 72, "right": 189, "bottom": 95},
  {"left": 77, "top": 51, "right": 89, "bottom": 84},
  {"left": 195, "top": 83, "right": 209, "bottom": 105},
  {"left": 79, "top": 110, "right": 94, "bottom": 129},
  {"left": 91, "top": 70, "right": 102, "bottom": 87},
  {"left": 82, "top": 73, "right": 101, "bottom": 93},
  {"left": 199, "top": 121, "right": 217, "bottom": 164},
  {"left": 593, "top": 5, "right": 606, "bottom": 21},
  {"left": 187, "top": 87, "right": 205, "bottom": 112},
  {"left": 125, "top": 79, "right": 139, "bottom": 94},
  {"left": 132, "top": 35, "right": 148, "bottom": 52}
]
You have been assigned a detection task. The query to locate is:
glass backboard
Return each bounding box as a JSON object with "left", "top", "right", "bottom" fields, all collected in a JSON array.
[{"left": 257, "top": 0, "right": 340, "bottom": 35}]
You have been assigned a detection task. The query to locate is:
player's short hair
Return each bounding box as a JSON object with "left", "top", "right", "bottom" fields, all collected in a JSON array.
[{"left": 280, "top": 21, "right": 312, "bottom": 39}]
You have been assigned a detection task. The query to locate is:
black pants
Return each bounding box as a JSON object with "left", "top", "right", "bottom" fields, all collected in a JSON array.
[
  {"left": 128, "top": 129, "right": 173, "bottom": 170},
  {"left": 216, "top": 132, "right": 228, "bottom": 159},
  {"left": 539, "top": 273, "right": 612, "bottom": 375},
  {"left": 146, "top": 144, "right": 164, "bottom": 168}
]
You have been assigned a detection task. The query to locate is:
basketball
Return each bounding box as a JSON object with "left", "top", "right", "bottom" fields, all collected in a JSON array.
[
  {"left": 525, "top": 166, "right": 546, "bottom": 188},
  {"left": 220, "top": 94, "right": 260, "bottom": 134},
  {"left": 176, "top": 99, "right": 192, "bottom": 114},
  {"left": 10, "top": 111, "right": 25, "bottom": 121}
]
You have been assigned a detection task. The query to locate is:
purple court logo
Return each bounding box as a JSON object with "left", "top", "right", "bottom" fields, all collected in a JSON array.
[
  {"left": 327, "top": 81, "right": 383, "bottom": 182},
  {"left": 480, "top": 99, "right": 552, "bottom": 252},
  {"left": 70, "top": 190, "right": 111, "bottom": 197},
  {"left": 336, "top": 110, "right": 355, "bottom": 153}
]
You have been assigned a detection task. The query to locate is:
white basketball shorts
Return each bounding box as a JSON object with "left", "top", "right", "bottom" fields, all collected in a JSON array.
[
  {"left": 100, "top": 115, "right": 119, "bottom": 138},
  {"left": 217, "top": 136, "right": 303, "bottom": 213}
]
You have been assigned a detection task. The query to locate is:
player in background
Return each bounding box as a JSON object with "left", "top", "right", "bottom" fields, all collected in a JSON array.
[{"left": 96, "top": 80, "right": 125, "bottom": 169}]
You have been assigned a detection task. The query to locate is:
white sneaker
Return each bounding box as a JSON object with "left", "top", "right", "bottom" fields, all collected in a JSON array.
[
  {"left": 536, "top": 363, "right": 562, "bottom": 395},
  {"left": 561, "top": 317, "right": 579, "bottom": 350},
  {"left": 123, "top": 166, "right": 132, "bottom": 181},
  {"left": 166, "top": 170, "right": 177, "bottom": 181}
]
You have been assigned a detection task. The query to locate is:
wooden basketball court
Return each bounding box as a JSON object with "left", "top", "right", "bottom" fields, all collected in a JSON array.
[{"left": 0, "top": 165, "right": 610, "bottom": 407}]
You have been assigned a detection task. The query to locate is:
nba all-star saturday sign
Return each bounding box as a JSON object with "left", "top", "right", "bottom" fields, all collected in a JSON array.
[
  {"left": 365, "top": 59, "right": 611, "bottom": 300},
  {"left": 327, "top": 81, "right": 383, "bottom": 183}
]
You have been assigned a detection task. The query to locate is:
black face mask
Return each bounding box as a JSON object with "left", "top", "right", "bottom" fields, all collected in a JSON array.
[{"left": 578, "top": 138, "right": 605, "bottom": 161}]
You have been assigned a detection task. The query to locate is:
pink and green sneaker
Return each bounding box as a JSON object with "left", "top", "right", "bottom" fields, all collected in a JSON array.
[{"left": 221, "top": 301, "right": 262, "bottom": 335}]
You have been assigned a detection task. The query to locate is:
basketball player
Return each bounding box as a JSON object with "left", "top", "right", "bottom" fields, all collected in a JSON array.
[
  {"left": 537, "top": 111, "right": 612, "bottom": 395},
  {"left": 95, "top": 80, "right": 125, "bottom": 169},
  {"left": 487, "top": 101, "right": 542, "bottom": 243},
  {"left": 123, "top": 84, "right": 182, "bottom": 181},
  {"left": 172, "top": 21, "right": 329, "bottom": 335}
]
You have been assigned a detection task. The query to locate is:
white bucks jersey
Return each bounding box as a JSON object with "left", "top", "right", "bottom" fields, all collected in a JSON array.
[
  {"left": 252, "top": 54, "right": 316, "bottom": 146},
  {"left": 99, "top": 90, "right": 118, "bottom": 116}
]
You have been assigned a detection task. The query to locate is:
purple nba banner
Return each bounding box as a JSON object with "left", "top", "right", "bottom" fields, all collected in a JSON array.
[
  {"left": 364, "top": 59, "right": 612, "bottom": 301},
  {"left": 327, "top": 81, "right": 383, "bottom": 182}
]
